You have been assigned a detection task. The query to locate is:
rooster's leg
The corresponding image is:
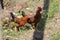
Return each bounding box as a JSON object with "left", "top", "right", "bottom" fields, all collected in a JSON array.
[
  {"left": 31, "top": 23, "right": 35, "bottom": 29},
  {"left": 15, "top": 23, "right": 20, "bottom": 31},
  {"left": 16, "top": 27, "right": 20, "bottom": 31}
]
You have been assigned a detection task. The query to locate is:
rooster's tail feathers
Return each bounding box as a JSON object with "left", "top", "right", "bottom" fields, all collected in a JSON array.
[{"left": 10, "top": 12, "right": 16, "bottom": 19}]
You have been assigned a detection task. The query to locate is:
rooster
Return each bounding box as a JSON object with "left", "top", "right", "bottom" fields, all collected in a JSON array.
[{"left": 27, "top": 7, "right": 42, "bottom": 28}]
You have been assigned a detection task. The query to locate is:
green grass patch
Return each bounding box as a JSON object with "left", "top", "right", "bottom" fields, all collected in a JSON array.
[
  {"left": 51, "top": 33, "right": 60, "bottom": 40},
  {"left": 48, "top": 0, "right": 59, "bottom": 19}
]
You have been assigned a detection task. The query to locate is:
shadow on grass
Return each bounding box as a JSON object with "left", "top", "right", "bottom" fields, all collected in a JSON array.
[
  {"left": 33, "top": 0, "right": 49, "bottom": 40},
  {"left": 0, "top": 0, "right": 4, "bottom": 9}
]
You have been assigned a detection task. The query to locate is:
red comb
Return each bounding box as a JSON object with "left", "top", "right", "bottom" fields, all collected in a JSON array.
[{"left": 38, "top": 7, "right": 42, "bottom": 11}]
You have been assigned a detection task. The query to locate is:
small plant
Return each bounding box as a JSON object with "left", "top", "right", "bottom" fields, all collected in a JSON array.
[{"left": 10, "top": 22, "right": 15, "bottom": 28}]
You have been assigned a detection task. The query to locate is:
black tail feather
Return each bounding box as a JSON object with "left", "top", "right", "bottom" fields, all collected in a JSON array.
[
  {"left": 21, "top": 11, "right": 26, "bottom": 17},
  {"left": 10, "top": 12, "right": 16, "bottom": 19}
]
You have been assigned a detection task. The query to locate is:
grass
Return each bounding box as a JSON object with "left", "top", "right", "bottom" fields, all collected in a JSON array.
[
  {"left": 51, "top": 33, "right": 60, "bottom": 40},
  {"left": 47, "top": 0, "right": 59, "bottom": 19},
  {"left": 2, "top": 30, "right": 20, "bottom": 40}
]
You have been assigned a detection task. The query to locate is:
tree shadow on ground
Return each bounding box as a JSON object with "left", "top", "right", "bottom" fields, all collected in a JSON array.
[{"left": 33, "top": 0, "right": 49, "bottom": 40}]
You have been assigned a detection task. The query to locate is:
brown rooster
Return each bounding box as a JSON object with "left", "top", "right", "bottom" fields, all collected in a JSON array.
[{"left": 27, "top": 7, "right": 42, "bottom": 28}]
